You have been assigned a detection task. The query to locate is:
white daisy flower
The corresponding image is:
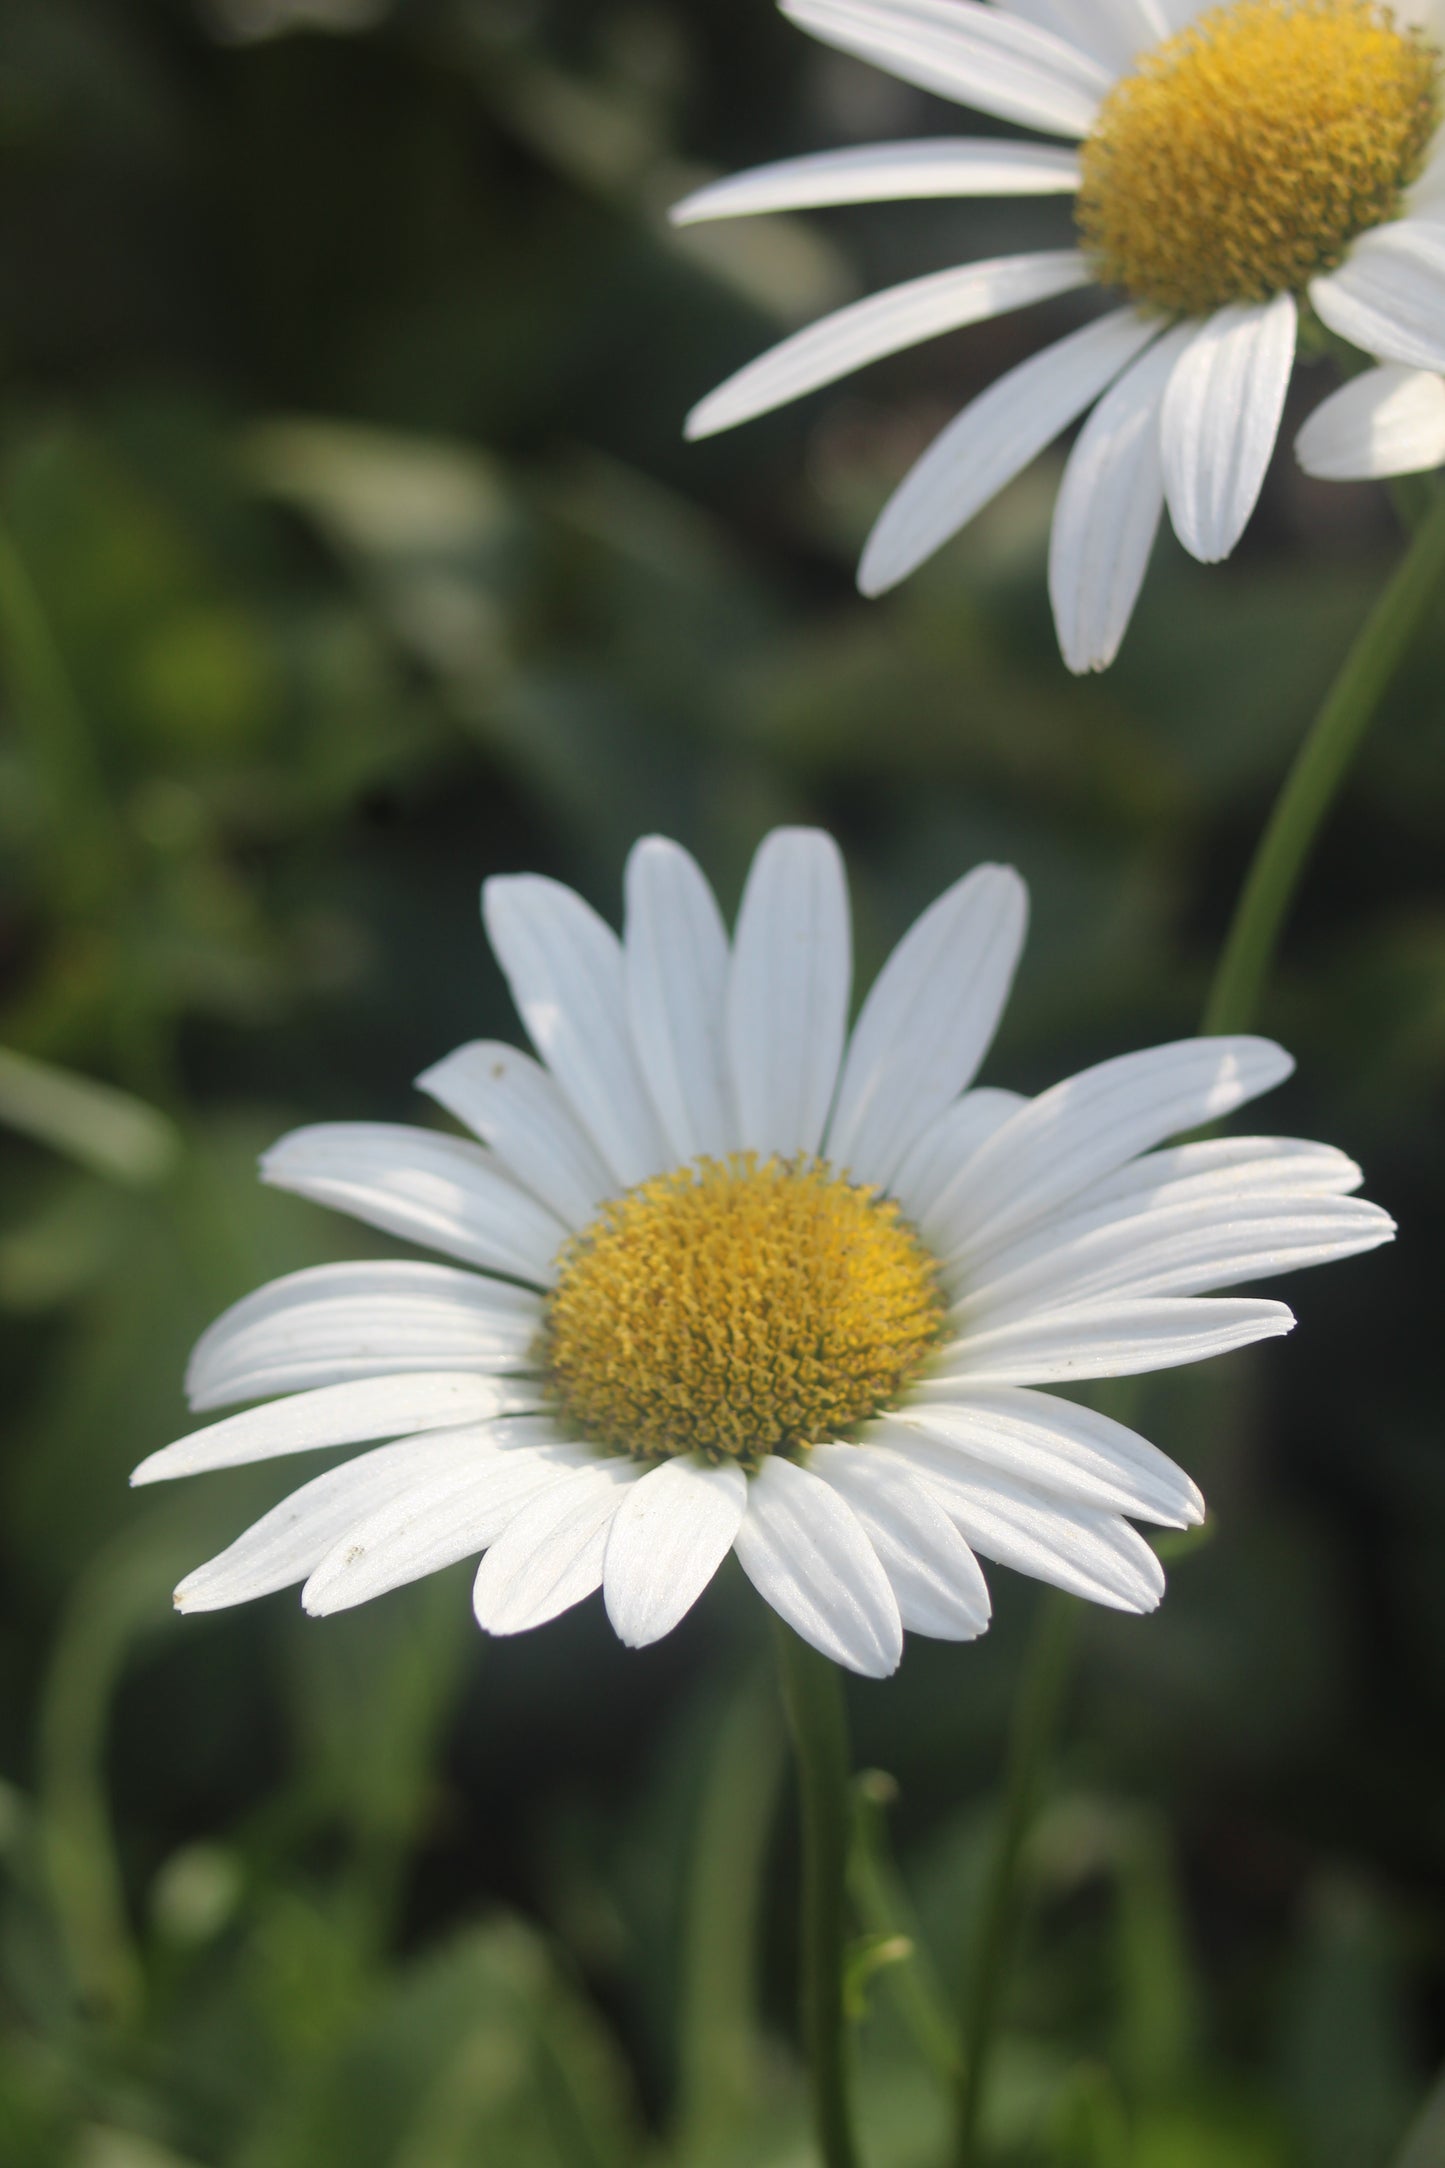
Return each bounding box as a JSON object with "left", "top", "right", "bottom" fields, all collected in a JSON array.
[
  {"left": 1297, "top": 360, "right": 1445, "bottom": 474},
  {"left": 134, "top": 831, "right": 1393, "bottom": 1677},
  {"left": 674, "top": 0, "right": 1445, "bottom": 670}
]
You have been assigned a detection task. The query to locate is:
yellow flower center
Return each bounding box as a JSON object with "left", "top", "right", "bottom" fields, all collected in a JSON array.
[
  {"left": 1075, "top": 0, "right": 1441, "bottom": 316},
  {"left": 541, "top": 1154, "right": 945, "bottom": 1468}
]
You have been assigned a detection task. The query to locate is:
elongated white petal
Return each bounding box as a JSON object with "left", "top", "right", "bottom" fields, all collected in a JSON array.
[
  {"left": 931, "top": 1293, "right": 1294, "bottom": 1384},
  {"left": 732, "top": 1454, "right": 902, "bottom": 1676},
  {"left": 889, "top": 1089, "right": 1025, "bottom": 1225},
  {"left": 603, "top": 1457, "right": 748, "bottom": 1646},
  {"left": 950, "top": 1136, "right": 1368, "bottom": 1291},
  {"left": 261, "top": 1124, "right": 566, "bottom": 1285},
  {"left": 782, "top": 0, "right": 1109, "bottom": 138},
  {"left": 483, "top": 874, "right": 669, "bottom": 1189},
  {"left": 417, "top": 1041, "right": 614, "bottom": 1231},
  {"left": 1296, "top": 363, "right": 1445, "bottom": 481},
  {"left": 686, "top": 253, "right": 1090, "bottom": 440},
  {"left": 624, "top": 837, "right": 735, "bottom": 1162},
  {"left": 1310, "top": 222, "right": 1445, "bottom": 375},
  {"left": 954, "top": 1194, "right": 1394, "bottom": 1321},
  {"left": 1055, "top": 1136, "right": 1365, "bottom": 1221},
  {"left": 186, "top": 1262, "right": 542, "bottom": 1410},
  {"left": 1001, "top": 0, "right": 1170, "bottom": 73},
  {"left": 473, "top": 1460, "right": 641, "bottom": 1634},
  {"left": 826, "top": 865, "right": 1027, "bottom": 1188},
  {"left": 135, "top": 1373, "right": 536, "bottom": 1484},
  {"left": 883, "top": 1388, "right": 1202, "bottom": 1524},
  {"left": 174, "top": 1428, "right": 499, "bottom": 1611},
  {"left": 923, "top": 1037, "right": 1293, "bottom": 1263},
  {"left": 860, "top": 309, "right": 1162, "bottom": 595},
  {"left": 671, "top": 139, "right": 1080, "bottom": 226},
  {"left": 873, "top": 1429, "right": 1165, "bottom": 1610},
  {"left": 303, "top": 1421, "right": 593, "bottom": 1615},
  {"left": 727, "top": 829, "right": 851, "bottom": 1157},
  {"left": 1161, "top": 293, "right": 1296, "bottom": 563},
  {"left": 1049, "top": 323, "right": 1195, "bottom": 672},
  {"left": 811, "top": 1444, "right": 991, "bottom": 1636}
]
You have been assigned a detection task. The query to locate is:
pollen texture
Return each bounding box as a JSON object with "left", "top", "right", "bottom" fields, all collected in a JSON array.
[
  {"left": 541, "top": 1154, "right": 945, "bottom": 1467},
  {"left": 1075, "top": 0, "right": 1441, "bottom": 316}
]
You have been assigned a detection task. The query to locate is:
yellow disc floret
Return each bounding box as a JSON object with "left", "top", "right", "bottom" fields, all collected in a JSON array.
[
  {"left": 1076, "top": 0, "right": 1441, "bottom": 316},
  {"left": 541, "top": 1154, "right": 945, "bottom": 1467}
]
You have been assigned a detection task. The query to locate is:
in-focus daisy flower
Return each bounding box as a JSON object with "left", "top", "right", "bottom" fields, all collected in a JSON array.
[
  {"left": 1297, "top": 360, "right": 1445, "bottom": 474},
  {"left": 674, "top": 0, "right": 1445, "bottom": 669},
  {"left": 135, "top": 832, "right": 1393, "bottom": 1676}
]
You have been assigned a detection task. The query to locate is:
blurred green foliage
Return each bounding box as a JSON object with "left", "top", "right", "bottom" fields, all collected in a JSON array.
[{"left": 1, "top": 1, "right": 1443, "bottom": 2163}]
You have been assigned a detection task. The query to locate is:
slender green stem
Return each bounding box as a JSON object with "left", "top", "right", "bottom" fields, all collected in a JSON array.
[
  {"left": 1203, "top": 479, "right": 1445, "bottom": 1037},
  {"left": 773, "top": 1621, "right": 863, "bottom": 2168},
  {"left": 946, "top": 486, "right": 1445, "bottom": 2162},
  {"left": 953, "top": 1595, "right": 1076, "bottom": 2166}
]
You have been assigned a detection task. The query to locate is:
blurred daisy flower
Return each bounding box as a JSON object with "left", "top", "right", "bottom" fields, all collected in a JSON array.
[
  {"left": 675, "top": 0, "right": 1445, "bottom": 670},
  {"left": 1297, "top": 360, "right": 1445, "bottom": 475},
  {"left": 137, "top": 832, "right": 1392, "bottom": 1677}
]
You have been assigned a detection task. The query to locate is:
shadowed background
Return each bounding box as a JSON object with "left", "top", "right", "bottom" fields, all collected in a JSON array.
[{"left": 1, "top": 2, "right": 1443, "bottom": 2163}]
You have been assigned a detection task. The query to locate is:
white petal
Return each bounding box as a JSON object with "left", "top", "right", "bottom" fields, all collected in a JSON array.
[
  {"left": 929, "top": 1293, "right": 1294, "bottom": 1384},
  {"left": 923, "top": 1036, "right": 1294, "bottom": 1264},
  {"left": 472, "top": 1459, "right": 641, "bottom": 1635},
  {"left": 1001, "top": 0, "right": 1169, "bottom": 72},
  {"left": 1054, "top": 1136, "right": 1365, "bottom": 1221},
  {"left": 884, "top": 1387, "right": 1202, "bottom": 1524},
  {"left": 826, "top": 866, "right": 1027, "bottom": 1189},
  {"left": 134, "top": 1372, "right": 536, "bottom": 1484},
  {"left": 602, "top": 1457, "right": 748, "bottom": 1646},
  {"left": 732, "top": 1454, "right": 903, "bottom": 1677},
  {"left": 1049, "top": 323, "right": 1195, "bottom": 672},
  {"left": 781, "top": 0, "right": 1110, "bottom": 138},
  {"left": 261, "top": 1124, "right": 567, "bottom": 1284},
  {"left": 417, "top": 1041, "right": 615, "bottom": 1231},
  {"left": 623, "top": 837, "right": 735, "bottom": 1162},
  {"left": 186, "top": 1262, "right": 542, "bottom": 1410},
  {"left": 1310, "top": 221, "right": 1445, "bottom": 375},
  {"left": 303, "top": 1419, "right": 594, "bottom": 1615},
  {"left": 1295, "top": 364, "right": 1445, "bottom": 481},
  {"left": 670, "top": 139, "right": 1080, "bottom": 225},
  {"left": 872, "top": 1429, "right": 1165, "bottom": 1610},
  {"left": 954, "top": 1193, "right": 1394, "bottom": 1321},
  {"left": 1161, "top": 293, "right": 1296, "bottom": 563},
  {"left": 482, "top": 874, "right": 669, "bottom": 1189},
  {"left": 953, "top": 1136, "right": 1367, "bottom": 1276},
  {"left": 727, "top": 829, "right": 851, "bottom": 1158},
  {"left": 859, "top": 309, "right": 1162, "bottom": 595},
  {"left": 173, "top": 1428, "right": 498, "bottom": 1611},
  {"left": 685, "top": 253, "right": 1091, "bottom": 439},
  {"left": 810, "top": 1443, "right": 991, "bottom": 1637},
  {"left": 888, "top": 1088, "right": 1025, "bottom": 1225}
]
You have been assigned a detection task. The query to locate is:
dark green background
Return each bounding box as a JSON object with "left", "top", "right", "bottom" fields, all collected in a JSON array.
[{"left": 1, "top": 2, "right": 1442, "bottom": 2161}]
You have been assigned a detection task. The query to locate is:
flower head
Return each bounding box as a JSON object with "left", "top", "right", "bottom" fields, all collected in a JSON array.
[
  {"left": 674, "top": 0, "right": 1445, "bottom": 669},
  {"left": 136, "top": 832, "right": 1393, "bottom": 1676}
]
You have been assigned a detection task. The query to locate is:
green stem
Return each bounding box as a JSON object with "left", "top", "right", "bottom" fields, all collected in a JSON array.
[
  {"left": 1203, "top": 479, "right": 1445, "bottom": 1037},
  {"left": 946, "top": 495, "right": 1445, "bottom": 2159},
  {"left": 952, "top": 1594, "right": 1076, "bottom": 2166},
  {"left": 773, "top": 1621, "right": 863, "bottom": 2168}
]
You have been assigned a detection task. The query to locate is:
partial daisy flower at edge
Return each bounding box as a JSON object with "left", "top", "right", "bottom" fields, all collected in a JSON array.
[
  {"left": 672, "top": 0, "right": 1445, "bottom": 671},
  {"left": 134, "top": 832, "right": 1393, "bottom": 1678},
  {"left": 1297, "top": 360, "right": 1445, "bottom": 475}
]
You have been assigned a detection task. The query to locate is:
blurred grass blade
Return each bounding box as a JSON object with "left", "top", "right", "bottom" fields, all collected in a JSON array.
[
  {"left": 675, "top": 1672, "right": 785, "bottom": 2156},
  {"left": 0, "top": 1047, "right": 179, "bottom": 1186},
  {"left": 848, "top": 1769, "right": 957, "bottom": 2088}
]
